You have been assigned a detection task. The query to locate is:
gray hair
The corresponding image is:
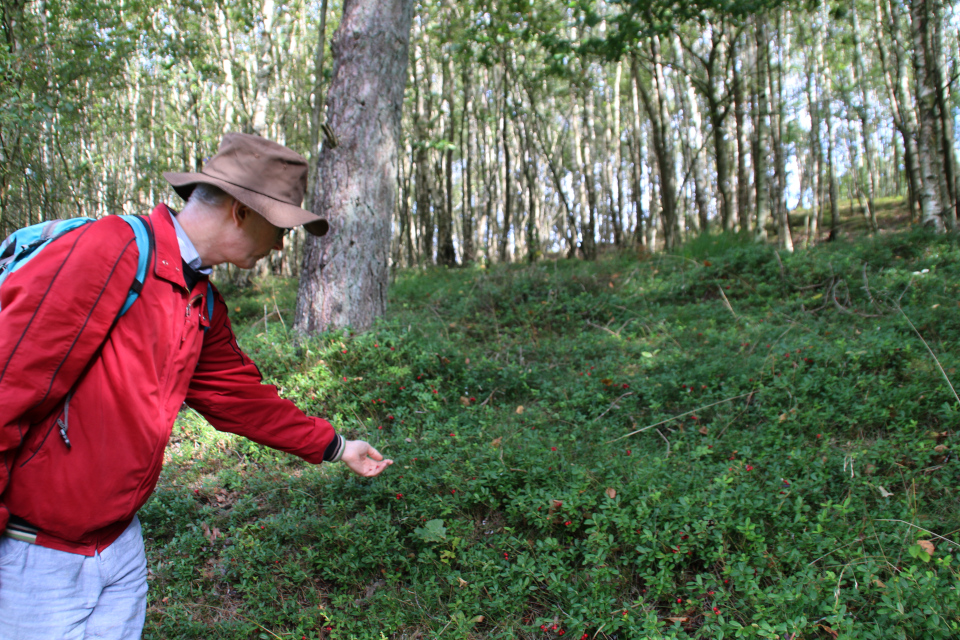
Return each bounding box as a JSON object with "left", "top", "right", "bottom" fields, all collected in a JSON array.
[{"left": 187, "top": 183, "right": 231, "bottom": 208}]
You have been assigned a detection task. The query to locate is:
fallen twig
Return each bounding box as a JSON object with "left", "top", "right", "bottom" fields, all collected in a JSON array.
[
  {"left": 717, "top": 285, "right": 738, "bottom": 320},
  {"left": 875, "top": 519, "right": 960, "bottom": 549},
  {"left": 606, "top": 392, "right": 754, "bottom": 443},
  {"left": 656, "top": 428, "right": 670, "bottom": 457},
  {"left": 592, "top": 392, "right": 634, "bottom": 422},
  {"left": 898, "top": 308, "right": 960, "bottom": 406},
  {"left": 479, "top": 388, "right": 500, "bottom": 408}
]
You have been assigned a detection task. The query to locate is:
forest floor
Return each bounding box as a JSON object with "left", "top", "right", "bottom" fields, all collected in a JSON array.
[{"left": 143, "top": 206, "right": 960, "bottom": 639}]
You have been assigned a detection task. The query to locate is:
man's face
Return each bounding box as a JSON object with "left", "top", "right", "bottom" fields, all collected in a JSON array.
[{"left": 233, "top": 204, "right": 284, "bottom": 269}]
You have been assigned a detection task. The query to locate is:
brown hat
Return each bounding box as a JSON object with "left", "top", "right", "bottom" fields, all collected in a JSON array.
[{"left": 163, "top": 133, "right": 329, "bottom": 237}]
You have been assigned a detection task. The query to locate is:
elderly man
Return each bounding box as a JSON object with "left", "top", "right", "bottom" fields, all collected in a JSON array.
[{"left": 0, "top": 133, "right": 390, "bottom": 638}]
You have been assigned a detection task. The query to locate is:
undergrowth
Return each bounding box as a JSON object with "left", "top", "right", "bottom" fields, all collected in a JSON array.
[{"left": 142, "top": 227, "right": 960, "bottom": 639}]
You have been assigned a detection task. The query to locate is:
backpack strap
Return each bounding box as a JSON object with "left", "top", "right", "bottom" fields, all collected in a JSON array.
[
  {"left": 205, "top": 281, "right": 215, "bottom": 331},
  {"left": 116, "top": 215, "right": 153, "bottom": 317}
]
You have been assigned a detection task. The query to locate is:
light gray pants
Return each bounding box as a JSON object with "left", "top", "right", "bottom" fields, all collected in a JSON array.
[{"left": 0, "top": 516, "right": 147, "bottom": 640}]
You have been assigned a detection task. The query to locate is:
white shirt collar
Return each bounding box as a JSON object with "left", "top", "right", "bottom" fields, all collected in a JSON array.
[{"left": 169, "top": 210, "right": 213, "bottom": 275}]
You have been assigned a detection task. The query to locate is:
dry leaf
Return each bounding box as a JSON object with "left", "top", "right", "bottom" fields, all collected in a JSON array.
[
  {"left": 465, "top": 357, "right": 471, "bottom": 364},
  {"left": 918, "top": 540, "right": 935, "bottom": 555},
  {"left": 550, "top": 499, "right": 563, "bottom": 512},
  {"left": 608, "top": 282, "right": 614, "bottom": 288},
  {"left": 605, "top": 487, "right": 617, "bottom": 499},
  {"left": 877, "top": 485, "right": 894, "bottom": 498},
  {"left": 459, "top": 396, "right": 471, "bottom": 407},
  {"left": 601, "top": 378, "right": 613, "bottom": 386},
  {"left": 666, "top": 616, "right": 689, "bottom": 624},
  {"left": 703, "top": 260, "right": 712, "bottom": 267},
  {"left": 457, "top": 577, "right": 469, "bottom": 588},
  {"left": 490, "top": 437, "right": 502, "bottom": 448},
  {"left": 873, "top": 578, "right": 887, "bottom": 588},
  {"left": 201, "top": 522, "right": 220, "bottom": 543},
  {"left": 778, "top": 413, "right": 788, "bottom": 423},
  {"left": 472, "top": 615, "right": 485, "bottom": 623},
  {"left": 935, "top": 444, "right": 947, "bottom": 453},
  {"left": 698, "top": 426, "right": 709, "bottom": 435},
  {"left": 865, "top": 463, "right": 876, "bottom": 475},
  {"left": 819, "top": 624, "right": 839, "bottom": 639},
  {"left": 515, "top": 405, "right": 524, "bottom": 414}
]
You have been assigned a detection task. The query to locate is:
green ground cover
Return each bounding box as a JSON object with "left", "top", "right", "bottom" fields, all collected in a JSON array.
[{"left": 143, "top": 227, "right": 960, "bottom": 639}]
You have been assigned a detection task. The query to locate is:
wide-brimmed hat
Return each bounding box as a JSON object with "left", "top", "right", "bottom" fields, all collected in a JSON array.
[{"left": 163, "top": 133, "right": 329, "bottom": 237}]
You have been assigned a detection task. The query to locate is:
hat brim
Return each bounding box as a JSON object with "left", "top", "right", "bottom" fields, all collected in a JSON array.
[{"left": 163, "top": 171, "right": 329, "bottom": 237}]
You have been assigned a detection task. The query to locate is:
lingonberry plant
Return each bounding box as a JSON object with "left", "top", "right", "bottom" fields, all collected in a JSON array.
[{"left": 141, "top": 227, "right": 960, "bottom": 639}]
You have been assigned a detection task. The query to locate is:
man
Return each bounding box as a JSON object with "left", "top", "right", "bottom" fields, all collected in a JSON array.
[{"left": 0, "top": 133, "right": 391, "bottom": 638}]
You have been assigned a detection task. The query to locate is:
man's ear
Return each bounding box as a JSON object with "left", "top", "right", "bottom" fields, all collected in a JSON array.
[{"left": 229, "top": 198, "right": 247, "bottom": 226}]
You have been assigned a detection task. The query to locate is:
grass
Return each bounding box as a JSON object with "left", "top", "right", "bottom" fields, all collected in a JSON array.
[{"left": 142, "top": 221, "right": 960, "bottom": 639}]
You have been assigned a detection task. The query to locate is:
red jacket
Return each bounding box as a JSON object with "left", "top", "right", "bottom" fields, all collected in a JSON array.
[{"left": 0, "top": 204, "right": 337, "bottom": 555}]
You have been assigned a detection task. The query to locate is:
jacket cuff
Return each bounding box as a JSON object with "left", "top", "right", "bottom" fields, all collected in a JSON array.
[{"left": 323, "top": 433, "right": 345, "bottom": 462}]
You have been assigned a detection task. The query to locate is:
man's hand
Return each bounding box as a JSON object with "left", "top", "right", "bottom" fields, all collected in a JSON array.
[{"left": 341, "top": 440, "right": 393, "bottom": 477}]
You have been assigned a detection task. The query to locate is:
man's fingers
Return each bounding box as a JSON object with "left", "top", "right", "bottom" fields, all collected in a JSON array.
[{"left": 366, "top": 446, "right": 384, "bottom": 461}]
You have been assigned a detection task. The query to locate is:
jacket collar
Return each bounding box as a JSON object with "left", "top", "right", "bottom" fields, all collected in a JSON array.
[{"left": 149, "top": 203, "right": 189, "bottom": 290}]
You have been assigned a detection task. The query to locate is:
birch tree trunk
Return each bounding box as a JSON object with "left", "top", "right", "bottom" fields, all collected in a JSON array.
[
  {"left": 295, "top": 0, "right": 414, "bottom": 334},
  {"left": 851, "top": 2, "right": 880, "bottom": 232},
  {"left": 674, "top": 32, "right": 710, "bottom": 235},
  {"left": 909, "top": 0, "right": 946, "bottom": 230},
  {"left": 638, "top": 36, "right": 680, "bottom": 249}
]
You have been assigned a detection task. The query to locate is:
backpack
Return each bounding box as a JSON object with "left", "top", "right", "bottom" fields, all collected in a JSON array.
[
  {"left": 0, "top": 215, "right": 153, "bottom": 316},
  {"left": 0, "top": 215, "right": 153, "bottom": 449}
]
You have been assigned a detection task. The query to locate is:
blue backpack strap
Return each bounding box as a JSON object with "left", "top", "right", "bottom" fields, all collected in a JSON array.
[
  {"left": 116, "top": 215, "right": 153, "bottom": 316},
  {"left": 205, "top": 281, "right": 215, "bottom": 332}
]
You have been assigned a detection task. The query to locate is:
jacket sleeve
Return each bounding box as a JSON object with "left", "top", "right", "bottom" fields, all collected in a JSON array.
[
  {"left": 0, "top": 218, "right": 139, "bottom": 531},
  {"left": 184, "top": 287, "right": 340, "bottom": 464}
]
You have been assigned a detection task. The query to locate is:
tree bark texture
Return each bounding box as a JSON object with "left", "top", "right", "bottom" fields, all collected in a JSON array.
[{"left": 295, "top": 0, "right": 414, "bottom": 334}]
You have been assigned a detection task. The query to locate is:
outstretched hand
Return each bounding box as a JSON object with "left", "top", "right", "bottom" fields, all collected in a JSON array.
[{"left": 341, "top": 440, "right": 393, "bottom": 477}]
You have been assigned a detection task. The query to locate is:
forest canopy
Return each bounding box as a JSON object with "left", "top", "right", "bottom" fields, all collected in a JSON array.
[{"left": 1, "top": 0, "right": 958, "bottom": 271}]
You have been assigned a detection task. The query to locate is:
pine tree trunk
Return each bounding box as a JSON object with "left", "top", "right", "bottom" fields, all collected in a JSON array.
[
  {"left": 294, "top": 0, "right": 414, "bottom": 334},
  {"left": 753, "top": 15, "right": 770, "bottom": 242},
  {"left": 461, "top": 66, "right": 475, "bottom": 265},
  {"left": 581, "top": 79, "right": 598, "bottom": 259},
  {"left": 629, "top": 56, "right": 646, "bottom": 247},
  {"left": 436, "top": 53, "right": 457, "bottom": 266},
  {"left": 637, "top": 37, "right": 679, "bottom": 249}
]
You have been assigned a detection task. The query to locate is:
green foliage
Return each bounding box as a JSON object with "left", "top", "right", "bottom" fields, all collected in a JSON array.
[{"left": 143, "top": 229, "right": 960, "bottom": 638}]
